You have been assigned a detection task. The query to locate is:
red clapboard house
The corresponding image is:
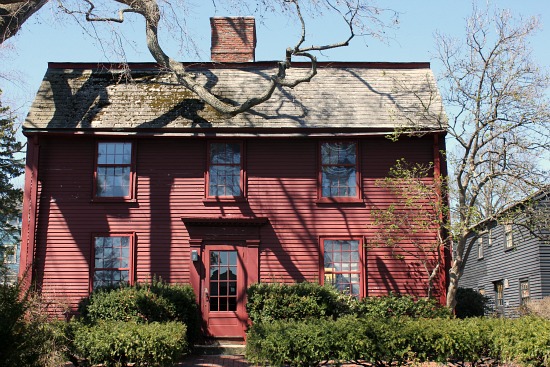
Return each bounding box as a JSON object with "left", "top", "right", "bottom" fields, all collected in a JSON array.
[{"left": 19, "top": 17, "right": 449, "bottom": 338}]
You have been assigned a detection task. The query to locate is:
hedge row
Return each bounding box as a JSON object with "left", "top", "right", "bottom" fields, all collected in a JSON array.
[
  {"left": 70, "top": 321, "right": 187, "bottom": 367},
  {"left": 246, "top": 316, "right": 550, "bottom": 367},
  {"left": 247, "top": 282, "right": 450, "bottom": 322},
  {"left": 78, "top": 279, "right": 200, "bottom": 344},
  {"left": 62, "top": 280, "right": 198, "bottom": 367}
]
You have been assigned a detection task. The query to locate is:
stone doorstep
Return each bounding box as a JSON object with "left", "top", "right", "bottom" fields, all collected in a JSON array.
[{"left": 193, "top": 339, "right": 246, "bottom": 356}]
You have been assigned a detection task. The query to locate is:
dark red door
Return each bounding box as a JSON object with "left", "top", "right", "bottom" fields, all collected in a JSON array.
[{"left": 203, "top": 245, "right": 246, "bottom": 338}]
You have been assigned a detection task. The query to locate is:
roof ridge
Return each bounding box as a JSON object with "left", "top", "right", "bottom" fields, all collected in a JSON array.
[{"left": 47, "top": 61, "right": 431, "bottom": 70}]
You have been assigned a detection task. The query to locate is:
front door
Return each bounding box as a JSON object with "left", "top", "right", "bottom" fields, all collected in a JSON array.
[{"left": 203, "top": 245, "right": 246, "bottom": 338}]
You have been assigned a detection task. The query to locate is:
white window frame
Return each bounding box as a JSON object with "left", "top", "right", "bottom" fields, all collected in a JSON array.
[
  {"left": 478, "top": 237, "right": 484, "bottom": 259},
  {"left": 504, "top": 224, "right": 514, "bottom": 250}
]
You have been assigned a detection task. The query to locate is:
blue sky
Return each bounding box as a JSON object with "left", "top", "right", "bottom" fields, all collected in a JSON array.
[{"left": 1, "top": 0, "right": 550, "bottom": 122}]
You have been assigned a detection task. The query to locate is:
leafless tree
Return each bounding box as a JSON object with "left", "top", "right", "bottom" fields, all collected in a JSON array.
[
  {"left": 436, "top": 6, "right": 550, "bottom": 309},
  {"left": 0, "top": 0, "right": 398, "bottom": 115},
  {"left": 370, "top": 159, "right": 447, "bottom": 299}
]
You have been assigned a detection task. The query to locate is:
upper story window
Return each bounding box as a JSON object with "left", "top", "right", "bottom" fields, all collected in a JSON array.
[
  {"left": 92, "top": 234, "right": 134, "bottom": 290},
  {"left": 320, "top": 141, "right": 359, "bottom": 199},
  {"left": 207, "top": 142, "right": 244, "bottom": 198},
  {"left": 322, "top": 238, "right": 363, "bottom": 297},
  {"left": 95, "top": 142, "right": 135, "bottom": 200},
  {"left": 504, "top": 224, "right": 514, "bottom": 250},
  {"left": 478, "top": 237, "right": 484, "bottom": 259}
]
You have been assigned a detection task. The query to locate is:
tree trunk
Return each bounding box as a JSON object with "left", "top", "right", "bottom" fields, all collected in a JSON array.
[{"left": 446, "top": 262, "right": 460, "bottom": 310}]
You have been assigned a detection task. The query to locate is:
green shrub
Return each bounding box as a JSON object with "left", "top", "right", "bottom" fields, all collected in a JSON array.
[
  {"left": 78, "top": 287, "right": 176, "bottom": 324},
  {"left": 455, "top": 287, "right": 490, "bottom": 318},
  {"left": 248, "top": 316, "right": 549, "bottom": 367},
  {"left": 405, "top": 317, "right": 491, "bottom": 364},
  {"left": 337, "top": 316, "right": 412, "bottom": 366},
  {"left": 490, "top": 316, "right": 550, "bottom": 367},
  {"left": 246, "top": 318, "right": 337, "bottom": 366},
  {"left": 69, "top": 280, "right": 199, "bottom": 366},
  {"left": 0, "top": 281, "right": 65, "bottom": 367},
  {"left": 246, "top": 282, "right": 350, "bottom": 323},
  {"left": 136, "top": 280, "right": 200, "bottom": 344},
  {"left": 72, "top": 320, "right": 187, "bottom": 367},
  {"left": 78, "top": 280, "right": 200, "bottom": 344},
  {"left": 352, "top": 293, "right": 451, "bottom": 319}
]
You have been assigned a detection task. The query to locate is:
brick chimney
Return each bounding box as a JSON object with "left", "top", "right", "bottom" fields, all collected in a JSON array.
[{"left": 210, "top": 17, "right": 256, "bottom": 62}]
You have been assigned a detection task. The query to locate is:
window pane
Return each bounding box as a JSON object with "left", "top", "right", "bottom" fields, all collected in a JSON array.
[
  {"left": 228, "top": 143, "right": 241, "bottom": 164},
  {"left": 97, "top": 144, "right": 108, "bottom": 164},
  {"left": 97, "top": 166, "right": 130, "bottom": 197},
  {"left": 322, "top": 167, "right": 356, "bottom": 197},
  {"left": 96, "top": 143, "right": 132, "bottom": 198},
  {"left": 228, "top": 297, "right": 237, "bottom": 311},
  {"left": 209, "top": 164, "right": 241, "bottom": 197},
  {"left": 94, "top": 236, "right": 131, "bottom": 289},
  {"left": 210, "top": 282, "right": 218, "bottom": 296},
  {"left": 321, "top": 142, "right": 356, "bottom": 165},
  {"left": 211, "top": 143, "right": 241, "bottom": 164},
  {"left": 323, "top": 239, "right": 360, "bottom": 297},
  {"left": 210, "top": 144, "right": 225, "bottom": 164}
]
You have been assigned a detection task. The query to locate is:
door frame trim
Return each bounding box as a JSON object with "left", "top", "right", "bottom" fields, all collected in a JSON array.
[{"left": 183, "top": 217, "right": 264, "bottom": 337}]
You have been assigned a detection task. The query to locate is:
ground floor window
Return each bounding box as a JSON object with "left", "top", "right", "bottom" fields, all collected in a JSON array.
[
  {"left": 322, "top": 238, "right": 362, "bottom": 297},
  {"left": 92, "top": 234, "right": 134, "bottom": 289},
  {"left": 520, "top": 279, "right": 530, "bottom": 305},
  {"left": 494, "top": 280, "right": 504, "bottom": 307}
]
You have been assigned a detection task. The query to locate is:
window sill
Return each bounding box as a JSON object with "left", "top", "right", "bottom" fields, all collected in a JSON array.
[
  {"left": 91, "top": 198, "right": 137, "bottom": 203},
  {"left": 316, "top": 197, "right": 364, "bottom": 206},
  {"left": 203, "top": 197, "right": 247, "bottom": 204}
]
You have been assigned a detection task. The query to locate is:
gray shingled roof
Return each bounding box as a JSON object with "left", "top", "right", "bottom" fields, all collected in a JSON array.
[{"left": 24, "top": 62, "right": 447, "bottom": 133}]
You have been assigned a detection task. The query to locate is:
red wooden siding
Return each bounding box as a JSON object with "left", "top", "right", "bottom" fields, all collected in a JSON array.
[{"left": 28, "top": 134, "right": 445, "bottom": 311}]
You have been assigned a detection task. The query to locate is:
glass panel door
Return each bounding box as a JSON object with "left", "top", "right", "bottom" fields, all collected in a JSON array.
[
  {"left": 203, "top": 246, "right": 245, "bottom": 338},
  {"left": 209, "top": 250, "right": 238, "bottom": 312}
]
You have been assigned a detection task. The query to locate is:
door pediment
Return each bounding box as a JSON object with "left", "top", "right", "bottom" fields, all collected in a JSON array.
[{"left": 182, "top": 217, "right": 268, "bottom": 241}]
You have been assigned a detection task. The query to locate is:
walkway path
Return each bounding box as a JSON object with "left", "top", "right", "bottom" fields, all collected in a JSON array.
[
  {"left": 175, "top": 355, "right": 376, "bottom": 367},
  {"left": 176, "top": 354, "right": 252, "bottom": 367}
]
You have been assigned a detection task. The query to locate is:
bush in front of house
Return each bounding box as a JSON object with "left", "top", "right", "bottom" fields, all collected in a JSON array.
[
  {"left": 490, "top": 316, "right": 550, "bottom": 367},
  {"left": 0, "top": 278, "right": 66, "bottom": 367},
  {"left": 138, "top": 279, "right": 201, "bottom": 344},
  {"left": 454, "top": 287, "right": 491, "bottom": 318},
  {"left": 246, "top": 317, "right": 336, "bottom": 367},
  {"left": 78, "top": 286, "right": 177, "bottom": 324},
  {"left": 246, "top": 282, "right": 351, "bottom": 323},
  {"left": 246, "top": 316, "right": 550, "bottom": 367},
  {"left": 72, "top": 320, "right": 187, "bottom": 367},
  {"left": 78, "top": 279, "right": 200, "bottom": 344},
  {"left": 352, "top": 292, "right": 451, "bottom": 319},
  {"left": 246, "top": 316, "right": 415, "bottom": 367},
  {"left": 246, "top": 282, "right": 451, "bottom": 323},
  {"left": 404, "top": 317, "right": 492, "bottom": 364},
  {"left": 66, "top": 280, "right": 198, "bottom": 366}
]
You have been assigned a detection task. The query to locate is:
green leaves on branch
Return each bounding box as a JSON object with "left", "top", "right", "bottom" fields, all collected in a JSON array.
[
  {"left": 71, "top": 321, "right": 187, "bottom": 367},
  {"left": 247, "top": 316, "right": 550, "bottom": 367},
  {"left": 66, "top": 280, "right": 199, "bottom": 366},
  {"left": 246, "top": 282, "right": 450, "bottom": 322}
]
